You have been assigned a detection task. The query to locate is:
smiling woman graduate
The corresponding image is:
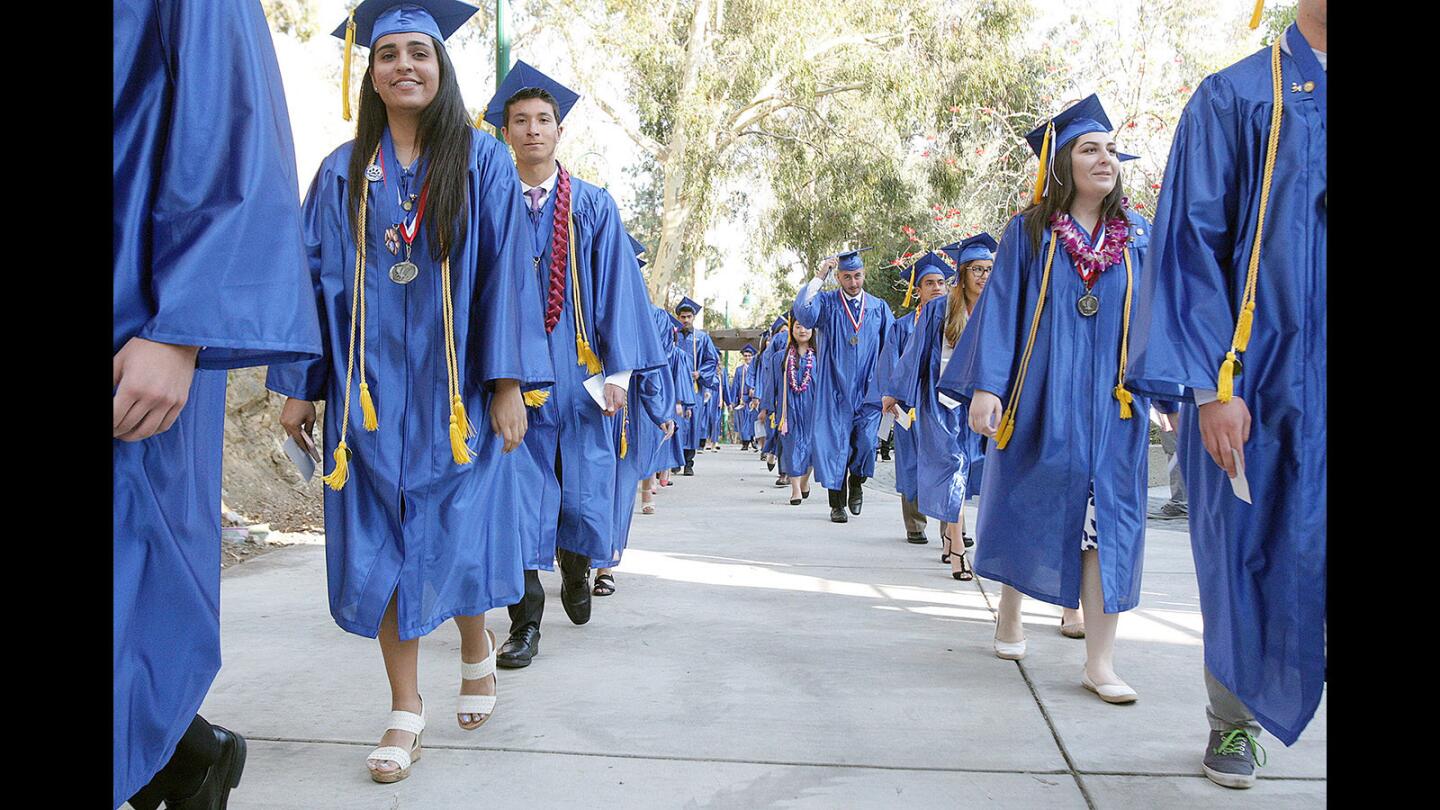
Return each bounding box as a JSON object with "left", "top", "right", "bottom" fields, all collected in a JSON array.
[
  {"left": 266, "top": 0, "right": 553, "bottom": 783},
  {"left": 940, "top": 95, "right": 1160, "bottom": 704}
]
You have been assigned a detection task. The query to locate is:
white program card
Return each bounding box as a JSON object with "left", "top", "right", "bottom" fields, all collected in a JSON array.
[
  {"left": 283, "top": 435, "right": 317, "bottom": 482},
  {"left": 895, "top": 408, "right": 914, "bottom": 430},
  {"left": 1229, "top": 448, "right": 1252, "bottom": 504},
  {"left": 877, "top": 412, "right": 895, "bottom": 438},
  {"left": 581, "top": 374, "right": 609, "bottom": 410}
]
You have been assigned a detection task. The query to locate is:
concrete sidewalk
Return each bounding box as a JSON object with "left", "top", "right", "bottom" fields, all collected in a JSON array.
[{"left": 186, "top": 447, "right": 1325, "bottom": 809}]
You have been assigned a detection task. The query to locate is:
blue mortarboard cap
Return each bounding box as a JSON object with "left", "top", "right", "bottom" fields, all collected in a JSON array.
[
  {"left": 627, "top": 233, "right": 647, "bottom": 257},
  {"left": 833, "top": 247, "right": 874, "bottom": 272},
  {"left": 942, "top": 233, "right": 999, "bottom": 267},
  {"left": 910, "top": 251, "right": 954, "bottom": 283},
  {"left": 1117, "top": 152, "right": 1139, "bottom": 162},
  {"left": 741, "top": 344, "right": 756, "bottom": 355},
  {"left": 771, "top": 316, "right": 788, "bottom": 332},
  {"left": 675, "top": 296, "right": 702, "bottom": 315},
  {"left": 483, "top": 60, "right": 581, "bottom": 131},
  {"left": 1025, "top": 94, "right": 1113, "bottom": 157},
  {"left": 331, "top": 0, "right": 479, "bottom": 49}
]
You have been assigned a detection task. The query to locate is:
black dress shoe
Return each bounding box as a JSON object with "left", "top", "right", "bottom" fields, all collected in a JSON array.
[
  {"left": 164, "top": 724, "right": 247, "bottom": 810},
  {"left": 802, "top": 489, "right": 811, "bottom": 499},
  {"left": 774, "top": 475, "right": 788, "bottom": 487},
  {"left": 906, "top": 531, "right": 929, "bottom": 544},
  {"left": 789, "top": 498, "right": 802, "bottom": 506},
  {"left": 682, "top": 465, "right": 695, "bottom": 476},
  {"left": 497, "top": 625, "right": 541, "bottom": 668},
  {"left": 963, "top": 535, "right": 975, "bottom": 549},
  {"left": 670, "top": 467, "right": 682, "bottom": 474},
  {"left": 830, "top": 507, "right": 848, "bottom": 523},
  {"left": 561, "top": 571, "right": 592, "bottom": 626},
  {"left": 766, "top": 457, "right": 776, "bottom": 471},
  {"left": 848, "top": 487, "right": 864, "bottom": 515}
]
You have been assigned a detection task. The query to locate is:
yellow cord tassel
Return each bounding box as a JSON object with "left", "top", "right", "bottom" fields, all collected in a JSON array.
[
  {"left": 1113, "top": 384, "right": 1134, "bottom": 420},
  {"left": 901, "top": 265, "right": 916, "bottom": 309},
  {"left": 341, "top": 11, "right": 356, "bottom": 121},
  {"left": 322, "top": 443, "right": 351, "bottom": 491},
  {"left": 770, "top": 414, "right": 776, "bottom": 429},
  {"left": 1031, "top": 122, "right": 1054, "bottom": 205},
  {"left": 451, "top": 394, "right": 475, "bottom": 439},
  {"left": 619, "top": 406, "right": 629, "bottom": 459},
  {"left": 995, "top": 413, "right": 1016, "bottom": 450},
  {"left": 359, "top": 383, "right": 378, "bottom": 431},
  {"left": 1233, "top": 302, "right": 1255, "bottom": 351},
  {"left": 448, "top": 405, "right": 473, "bottom": 464},
  {"left": 523, "top": 389, "right": 550, "bottom": 408},
  {"left": 576, "top": 334, "right": 604, "bottom": 374},
  {"left": 1217, "top": 352, "right": 1238, "bottom": 402},
  {"left": 908, "top": 408, "right": 917, "bottom": 425},
  {"left": 1249, "top": 0, "right": 1264, "bottom": 30}
]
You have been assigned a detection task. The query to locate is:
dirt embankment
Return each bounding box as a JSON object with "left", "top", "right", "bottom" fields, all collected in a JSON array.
[{"left": 222, "top": 367, "right": 325, "bottom": 533}]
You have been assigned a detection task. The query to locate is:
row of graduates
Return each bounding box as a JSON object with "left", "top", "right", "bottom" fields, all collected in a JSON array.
[
  {"left": 113, "top": 0, "right": 737, "bottom": 803},
  {"left": 714, "top": 13, "right": 1326, "bottom": 786}
]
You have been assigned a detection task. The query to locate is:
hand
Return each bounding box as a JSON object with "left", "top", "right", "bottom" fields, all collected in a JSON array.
[
  {"left": 691, "top": 371, "right": 700, "bottom": 381},
  {"left": 881, "top": 395, "right": 901, "bottom": 418},
  {"left": 661, "top": 420, "right": 676, "bottom": 439},
  {"left": 817, "top": 256, "right": 838, "bottom": 281},
  {"left": 280, "top": 398, "right": 319, "bottom": 458},
  {"left": 113, "top": 337, "right": 200, "bottom": 441},
  {"left": 968, "top": 389, "right": 1003, "bottom": 438},
  {"left": 1197, "top": 397, "right": 1250, "bottom": 478},
  {"left": 602, "top": 383, "right": 627, "bottom": 416},
  {"left": 1155, "top": 410, "right": 1174, "bottom": 433},
  {"left": 758, "top": 409, "right": 768, "bottom": 421},
  {"left": 675, "top": 403, "right": 685, "bottom": 416},
  {"left": 685, "top": 408, "right": 693, "bottom": 419},
  {"left": 703, "top": 390, "right": 712, "bottom": 403},
  {"left": 490, "top": 379, "right": 528, "bottom": 453},
  {"left": 749, "top": 400, "right": 759, "bottom": 411}
]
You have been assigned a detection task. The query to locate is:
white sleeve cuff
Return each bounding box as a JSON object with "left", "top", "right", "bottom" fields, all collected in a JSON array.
[
  {"left": 604, "top": 369, "right": 633, "bottom": 389},
  {"left": 1192, "top": 388, "right": 1219, "bottom": 406},
  {"left": 801, "top": 276, "right": 823, "bottom": 302}
]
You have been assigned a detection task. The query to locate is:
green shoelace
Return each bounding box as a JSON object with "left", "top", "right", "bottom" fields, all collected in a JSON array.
[{"left": 1214, "top": 729, "right": 1268, "bottom": 767}]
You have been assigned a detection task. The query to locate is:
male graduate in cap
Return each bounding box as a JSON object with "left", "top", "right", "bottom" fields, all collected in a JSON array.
[
  {"left": 730, "top": 344, "right": 760, "bottom": 449},
  {"left": 793, "top": 248, "right": 896, "bottom": 522},
  {"left": 675, "top": 296, "right": 720, "bottom": 474},
  {"left": 757, "top": 315, "right": 791, "bottom": 483},
  {"left": 1126, "top": 0, "right": 1327, "bottom": 789},
  {"left": 486, "top": 61, "right": 667, "bottom": 666},
  {"left": 114, "top": 1, "right": 323, "bottom": 806}
]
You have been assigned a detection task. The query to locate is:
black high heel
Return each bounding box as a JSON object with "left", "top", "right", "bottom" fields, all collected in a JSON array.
[
  {"left": 789, "top": 497, "right": 802, "bottom": 506},
  {"left": 952, "top": 551, "right": 974, "bottom": 581}
]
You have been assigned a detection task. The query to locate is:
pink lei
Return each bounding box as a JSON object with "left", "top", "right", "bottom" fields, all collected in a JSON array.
[
  {"left": 787, "top": 348, "right": 814, "bottom": 393},
  {"left": 1050, "top": 211, "right": 1129, "bottom": 289}
]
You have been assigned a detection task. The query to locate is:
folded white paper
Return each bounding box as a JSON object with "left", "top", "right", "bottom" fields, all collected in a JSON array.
[
  {"left": 282, "top": 435, "right": 317, "bottom": 482},
  {"left": 1229, "top": 447, "right": 1252, "bottom": 504},
  {"left": 895, "top": 408, "right": 914, "bottom": 430},
  {"left": 581, "top": 374, "right": 609, "bottom": 410},
  {"left": 877, "top": 412, "right": 895, "bottom": 438}
]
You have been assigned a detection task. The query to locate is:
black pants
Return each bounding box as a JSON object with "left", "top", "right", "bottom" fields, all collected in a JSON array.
[
  {"left": 827, "top": 471, "right": 867, "bottom": 509},
  {"left": 510, "top": 446, "right": 591, "bottom": 632},
  {"left": 127, "top": 715, "right": 221, "bottom": 810},
  {"left": 683, "top": 448, "right": 696, "bottom": 467}
]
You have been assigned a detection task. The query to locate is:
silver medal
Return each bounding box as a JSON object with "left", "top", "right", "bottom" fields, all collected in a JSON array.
[
  {"left": 1077, "top": 293, "right": 1099, "bottom": 317},
  {"left": 849, "top": 335, "right": 859, "bottom": 346},
  {"left": 365, "top": 164, "right": 383, "bottom": 182},
  {"left": 389, "top": 261, "right": 419, "bottom": 284}
]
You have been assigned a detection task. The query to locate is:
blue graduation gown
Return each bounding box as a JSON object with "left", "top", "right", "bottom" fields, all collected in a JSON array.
[
  {"left": 1125, "top": 27, "right": 1326, "bottom": 746},
  {"left": 758, "top": 332, "right": 788, "bottom": 457},
  {"left": 666, "top": 328, "right": 696, "bottom": 468},
  {"left": 939, "top": 211, "right": 1153, "bottom": 612},
  {"left": 776, "top": 348, "right": 819, "bottom": 477},
  {"left": 681, "top": 329, "right": 719, "bottom": 450},
  {"left": 893, "top": 296, "right": 983, "bottom": 523},
  {"left": 879, "top": 310, "right": 920, "bottom": 502},
  {"left": 608, "top": 306, "right": 678, "bottom": 563},
  {"left": 513, "top": 176, "right": 667, "bottom": 568},
  {"left": 114, "top": 1, "right": 323, "bottom": 804},
  {"left": 266, "top": 128, "right": 553, "bottom": 637},
  {"left": 791, "top": 286, "right": 896, "bottom": 490},
  {"left": 730, "top": 361, "right": 758, "bottom": 441}
]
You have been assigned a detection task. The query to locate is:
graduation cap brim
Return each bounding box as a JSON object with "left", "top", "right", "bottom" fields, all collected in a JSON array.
[
  {"left": 484, "top": 60, "right": 581, "bottom": 132},
  {"left": 675, "top": 296, "right": 702, "bottom": 315},
  {"left": 627, "top": 233, "right": 647, "bottom": 257},
  {"left": 330, "top": 0, "right": 479, "bottom": 48},
  {"left": 942, "top": 233, "right": 999, "bottom": 267},
  {"left": 1024, "top": 94, "right": 1113, "bottom": 157},
  {"left": 741, "top": 344, "right": 756, "bottom": 354},
  {"left": 831, "top": 246, "right": 874, "bottom": 272},
  {"left": 909, "top": 252, "right": 953, "bottom": 282}
]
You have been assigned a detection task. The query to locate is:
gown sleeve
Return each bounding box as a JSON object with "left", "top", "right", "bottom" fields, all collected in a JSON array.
[
  {"left": 137, "top": 0, "right": 321, "bottom": 370},
  {"left": 939, "top": 215, "right": 1030, "bottom": 403},
  {"left": 792, "top": 281, "right": 827, "bottom": 329},
  {"left": 587, "top": 189, "right": 668, "bottom": 375},
  {"left": 1126, "top": 74, "right": 1247, "bottom": 402},
  {"left": 265, "top": 165, "right": 333, "bottom": 401},
  {"left": 894, "top": 300, "right": 943, "bottom": 410}
]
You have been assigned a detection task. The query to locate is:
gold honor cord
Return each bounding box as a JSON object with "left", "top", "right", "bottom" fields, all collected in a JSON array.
[
  {"left": 341, "top": 10, "right": 356, "bottom": 122},
  {"left": 995, "top": 235, "right": 1058, "bottom": 450},
  {"left": 1113, "top": 248, "right": 1136, "bottom": 420},
  {"left": 323, "top": 143, "right": 381, "bottom": 490},
  {"left": 562, "top": 211, "right": 627, "bottom": 458},
  {"left": 1217, "top": 37, "right": 1283, "bottom": 402},
  {"left": 776, "top": 315, "right": 793, "bottom": 432}
]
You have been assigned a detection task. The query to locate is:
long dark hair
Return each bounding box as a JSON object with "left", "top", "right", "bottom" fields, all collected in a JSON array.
[
  {"left": 346, "top": 38, "right": 472, "bottom": 262},
  {"left": 1020, "top": 137, "right": 1127, "bottom": 253}
]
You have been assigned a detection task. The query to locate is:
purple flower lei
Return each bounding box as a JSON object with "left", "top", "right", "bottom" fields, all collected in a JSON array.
[
  {"left": 1050, "top": 210, "right": 1129, "bottom": 289},
  {"left": 787, "top": 347, "right": 814, "bottom": 393}
]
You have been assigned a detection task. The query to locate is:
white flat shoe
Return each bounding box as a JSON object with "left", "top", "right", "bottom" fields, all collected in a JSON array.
[
  {"left": 993, "top": 635, "right": 1027, "bottom": 660},
  {"left": 1081, "top": 671, "right": 1138, "bottom": 704}
]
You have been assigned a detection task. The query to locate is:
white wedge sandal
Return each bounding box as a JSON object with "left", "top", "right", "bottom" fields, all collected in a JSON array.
[
  {"left": 456, "top": 629, "right": 498, "bottom": 731},
  {"left": 366, "top": 698, "right": 424, "bottom": 784}
]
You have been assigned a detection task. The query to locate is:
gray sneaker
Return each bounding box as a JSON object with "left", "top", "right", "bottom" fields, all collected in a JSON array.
[
  {"left": 1149, "top": 501, "right": 1188, "bottom": 520},
  {"left": 1202, "top": 729, "right": 1265, "bottom": 789}
]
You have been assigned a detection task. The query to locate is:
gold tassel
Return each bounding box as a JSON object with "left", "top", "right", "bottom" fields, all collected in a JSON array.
[
  {"left": 1113, "top": 384, "right": 1134, "bottom": 419},
  {"left": 995, "top": 413, "right": 1016, "bottom": 450},
  {"left": 619, "top": 407, "right": 629, "bottom": 459},
  {"left": 901, "top": 266, "right": 916, "bottom": 309},
  {"left": 449, "top": 413, "right": 473, "bottom": 464},
  {"left": 1233, "top": 302, "right": 1255, "bottom": 351},
  {"left": 576, "top": 334, "right": 604, "bottom": 374},
  {"left": 1249, "top": 0, "right": 1264, "bottom": 30},
  {"left": 770, "top": 414, "right": 776, "bottom": 429},
  {"left": 1217, "top": 352, "right": 1237, "bottom": 402},
  {"left": 908, "top": 408, "right": 917, "bottom": 423},
  {"left": 321, "top": 442, "right": 351, "bottom": 491},
  {"left": 359, "top": 382, "right": 378, "bottom": 431},
  {"left": 451, "top": 394, "right": 475, "bottom": 439},
  {"left": 523, "top": 389, "right": 550, "bottom": 408},
  {"left": 341, "top": 11, "right": 356, "bottom": 122},
  {"left": 1031, "top": 122, "right": 1053, "bottom": 205}
]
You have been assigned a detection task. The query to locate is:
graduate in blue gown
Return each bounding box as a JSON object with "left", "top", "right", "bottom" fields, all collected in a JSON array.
[
  {"left": 878, "top": 252, "right": 948, "bottom": 547},
  {"left": 775, "top": 318, "right": 819, "bottom": 504},
  {"left": 730, "top": 344, "right": 760, "bottom": 448},
  {"left": 267, "top": 0, "right": 552, "bottom": 780},
  {"left": 792, "top": 248, "right": 896, "bottom": 523},
  {"left": 756, "top": 316, "right": 789, "bottom": 468},
  {"left": 114, "top": 1, "right": 322, "bottom": 804},
  {"left": 676, "top": 296, "right": 719, "bottom": 473},
  {"left": 939, "top": 95, "right": 1155, "bottom": 701},
  {"left": 1125, "top": 9, "right": 1327, "bottom": 772},
  {"left": 664, "top": 312, "right": 696, "bottom": 474},
  {"left": 482, "top": 62, "right": 667, "bottom": 654}
]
